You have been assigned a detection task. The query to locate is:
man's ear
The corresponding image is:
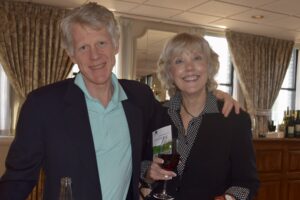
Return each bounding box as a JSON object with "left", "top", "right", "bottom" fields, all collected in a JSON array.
[
  {"left": 70, "top": 56, "right": 77, "bottom": 64},
  {"left": 67, "top": 51, "right": 77, "bottom": 64},
  {"left": 114, "top": 44, "right": 119, "bottom": 55}
]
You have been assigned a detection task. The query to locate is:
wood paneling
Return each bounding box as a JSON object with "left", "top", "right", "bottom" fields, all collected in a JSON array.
[
  {"left": 26, "top": 170, "right": 45, "bottom": 200},
  {"left": 256, "top": 150, "right": 283, "bottom": 172},
  {"left": 255, "top": 181, "right": 281, "bottom": 200},
  {"left": 14, "top": 138, "right": 300, "bottom": 200},
  {"left": 254, "top": 139, "right": 300, "bottom": 200},
  {"left": 287, "top": 180, "right": 300, "bottom": 200}
]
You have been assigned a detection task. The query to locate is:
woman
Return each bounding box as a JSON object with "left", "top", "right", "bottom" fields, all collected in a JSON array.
[{"left": 144, "top": 33, "right": 259, "bottom": 200}]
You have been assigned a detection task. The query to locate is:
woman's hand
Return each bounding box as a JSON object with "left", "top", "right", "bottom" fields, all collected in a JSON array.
[
  {"left": 213, "top": 89, "right": 240, "bottom": 117},
  {"left": 145, "top": 157, "right": 177, "bottom": 181}
]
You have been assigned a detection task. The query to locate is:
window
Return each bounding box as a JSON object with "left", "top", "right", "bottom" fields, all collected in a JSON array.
[
  {"left": 0, "top": 64, "right": 11, "bottom": 135},
  {"left": 272, "top": 49, "right": 298, "bottom": 125},
  {"left": 205, "top": 35, "right": 233, "bottom": 95},
  {"left": 204, "top": 35, "right": 298, "bottom": 128},
  {"left": 68, "top": 64, "right": 79, "bottom": 78}
]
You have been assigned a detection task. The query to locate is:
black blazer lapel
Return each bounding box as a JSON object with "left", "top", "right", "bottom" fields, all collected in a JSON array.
[
  {"left": 62, "top": 81, "right": 102, "bottom": 196},
  {"left": 122, "top": 100, "right": 143, "bottom": 200}
]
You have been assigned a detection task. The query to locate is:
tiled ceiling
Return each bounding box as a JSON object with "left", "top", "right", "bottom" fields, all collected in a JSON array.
[{"left": 19, "top": 0, "right": 300, "bottom": 77}]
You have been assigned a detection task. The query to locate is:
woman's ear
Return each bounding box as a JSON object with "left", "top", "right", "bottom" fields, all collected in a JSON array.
[{"left": 114, "top": 42, "right": 119, "bottom": 55}]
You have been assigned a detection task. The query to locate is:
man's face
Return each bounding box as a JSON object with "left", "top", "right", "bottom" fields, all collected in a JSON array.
[{"left": 68, "top": 23, "right": 119, "bottom": 90}]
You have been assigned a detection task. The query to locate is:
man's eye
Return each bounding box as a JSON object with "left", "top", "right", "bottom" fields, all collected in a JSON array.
[
  {"left": 97, "top": 41, "right": 106, "bottom": 47},
  {"left": 79, "top": 45, "right": 87, "bottom": 51}
]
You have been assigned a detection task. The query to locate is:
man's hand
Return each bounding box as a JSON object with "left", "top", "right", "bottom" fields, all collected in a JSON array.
[{"left": 213, "top": 89, "right": 240, "bottom": 117}]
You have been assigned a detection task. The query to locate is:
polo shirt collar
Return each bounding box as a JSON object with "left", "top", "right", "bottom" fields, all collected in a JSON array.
[{"left": 74, "top": 72, "right": 127, "bottom": 106}]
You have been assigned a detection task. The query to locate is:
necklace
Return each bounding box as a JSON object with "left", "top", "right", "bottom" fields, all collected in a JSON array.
[{"left": 181, "top": 102, "right": 197, "bottom": 118}]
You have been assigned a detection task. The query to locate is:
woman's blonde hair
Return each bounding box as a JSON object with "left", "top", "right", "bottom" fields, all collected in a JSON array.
[{"left": 157, "top": 32, "right": 219, "bottom": 97}]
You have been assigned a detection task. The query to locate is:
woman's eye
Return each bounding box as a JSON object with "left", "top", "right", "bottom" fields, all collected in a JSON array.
[
  {"left": 174, "top": 59, "right": 183, "bottom": 64},
  {"left": 194, "top": 55, "right": 203, "bottom": 60}
]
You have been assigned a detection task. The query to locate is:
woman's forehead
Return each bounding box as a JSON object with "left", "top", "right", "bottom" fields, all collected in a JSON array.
[{"left": 171, "top": 47, "right": 205, "bottom": 57}]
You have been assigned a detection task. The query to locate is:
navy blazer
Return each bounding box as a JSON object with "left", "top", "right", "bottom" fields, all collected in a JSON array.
[
  {"left": 149, "top": 103, "right": 259, "bottom": 200},
  {"left": 0, "top": 78, "right": 165, "bottom": 200}
]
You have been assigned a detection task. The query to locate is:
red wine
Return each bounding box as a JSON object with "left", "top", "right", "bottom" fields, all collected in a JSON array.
[{"left": 158, "top": 153, "right": 180, "bottom": 171}]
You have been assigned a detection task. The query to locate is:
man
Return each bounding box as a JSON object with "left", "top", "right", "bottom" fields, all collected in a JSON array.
[{"left": 0, "top": 3, "right": 238, "bottom": 200}]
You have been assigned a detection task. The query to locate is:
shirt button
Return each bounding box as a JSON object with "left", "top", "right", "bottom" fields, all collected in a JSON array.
[{"left": 176, "top": 186, "right": 180, "bottom": 192}]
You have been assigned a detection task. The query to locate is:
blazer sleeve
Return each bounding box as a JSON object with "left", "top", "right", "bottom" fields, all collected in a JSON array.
[
  {"left": 0, "top": 92, "right": 44, "bottom": 199},
  {"left": 229, "top": 111, "right": 260, "bottom": 199},
  {"left": 141, "top": 85, "right": 170, "bottom": 161}
]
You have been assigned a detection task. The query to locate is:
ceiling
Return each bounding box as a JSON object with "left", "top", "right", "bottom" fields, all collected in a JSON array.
[{"left": 18, "top": 0, "right": 300, "bottom": 77}]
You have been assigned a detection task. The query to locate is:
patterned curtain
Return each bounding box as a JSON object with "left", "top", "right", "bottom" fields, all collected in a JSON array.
[
  {"left": 0, "top": 1, "right": 73, "bottom": 104},
  {"left": 226, "top": 31, "right": 294, "bottom": 137},
  {"left": 0, "top": 1, "right": 73, "bottom": 200}
]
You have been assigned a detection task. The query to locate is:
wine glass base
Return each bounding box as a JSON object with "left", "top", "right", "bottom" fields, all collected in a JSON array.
[{"left": 153, "top": 193, "right": 174, "bottom": 200}]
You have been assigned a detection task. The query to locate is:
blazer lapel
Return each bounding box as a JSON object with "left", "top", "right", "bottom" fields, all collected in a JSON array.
[
  {"left": 61, "top": 80, "right": 144, "bottom": 199},
  {"left": 62, "top": 81, "right": 101, "bottom": 194},
  {"left": 122, "top": 99, "right": 143, "bottom": 199}
]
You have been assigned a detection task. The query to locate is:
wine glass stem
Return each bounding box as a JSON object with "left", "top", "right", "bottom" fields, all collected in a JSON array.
[{"left": 162, "top": 180, "right": 167, "bottom": 194}]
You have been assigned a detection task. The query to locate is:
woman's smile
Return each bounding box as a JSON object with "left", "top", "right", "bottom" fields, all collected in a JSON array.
[{"left": 182, "top": 75, "right": 200, "bottom": 82}]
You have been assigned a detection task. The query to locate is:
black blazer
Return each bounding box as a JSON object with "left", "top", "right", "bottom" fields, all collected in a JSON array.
[
  {"left": 0, "top": 78, "right": 165, "bottom": 200},
  {"left": 150, "top": 103, "right": 259, "bottom": 200}
]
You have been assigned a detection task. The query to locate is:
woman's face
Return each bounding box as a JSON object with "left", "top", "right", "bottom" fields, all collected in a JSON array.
[{"left": 170, "top": 50, "right": 208, "bottom": 96}]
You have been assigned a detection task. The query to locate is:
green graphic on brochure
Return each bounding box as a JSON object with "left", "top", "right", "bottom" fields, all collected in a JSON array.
[
  {"left": 152, "top": 125, "right": 172, "bottom": 156},
  {"left": 153, "top": 141, "right": 172, "bottom": 156}
]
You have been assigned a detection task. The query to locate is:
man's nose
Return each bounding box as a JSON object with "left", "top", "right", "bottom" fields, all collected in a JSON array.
[{"left": 90, "top": 47, "right": 101, "bottom": 59}]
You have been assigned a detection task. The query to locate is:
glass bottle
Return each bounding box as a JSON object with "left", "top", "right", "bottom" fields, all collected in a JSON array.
[
  {"left": 294, "top": 110, "right": 300, "bottom": 137},
  {"left": 59, "top": 177, "right": 73, "bottom": 200},
  {"left": 286, "top": 112, "right": 295, "bottom": 138}
]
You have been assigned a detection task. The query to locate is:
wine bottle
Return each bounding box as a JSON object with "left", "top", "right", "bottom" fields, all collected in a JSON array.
[
  {"left": 59, "top": 177, "right": 73, "bottom": 200},
  {"left": 286, "top": 113, "right": 295, "bottom": 138},
  {"left": 294, "top": 110, "right": 300, "bottom": 137}
]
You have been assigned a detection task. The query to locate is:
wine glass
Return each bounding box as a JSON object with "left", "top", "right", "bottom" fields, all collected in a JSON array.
[{"left": 153, "top": 138, "right": 180, "bottom": 200}]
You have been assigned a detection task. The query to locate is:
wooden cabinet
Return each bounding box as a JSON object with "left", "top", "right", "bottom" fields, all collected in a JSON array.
[{"left": 253, "top": 139, "right": 300, "bottom": 200}]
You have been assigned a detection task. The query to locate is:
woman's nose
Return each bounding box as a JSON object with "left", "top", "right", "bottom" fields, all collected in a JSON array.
[{"left": 185, "top": 60, "right": 195, "bottom": 70}]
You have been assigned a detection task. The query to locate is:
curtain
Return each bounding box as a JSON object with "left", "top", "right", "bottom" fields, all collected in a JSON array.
[
  {"left": 0, "top": 1, "right": 73, "bottom": 199},
  {"left": 0, "top": 1, "right": 73, "bottom": 108},
  {"left": 226, "top": 31, "right": 294, "bottom": 137}
]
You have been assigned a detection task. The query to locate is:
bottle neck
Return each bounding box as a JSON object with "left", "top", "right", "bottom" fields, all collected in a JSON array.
[{"left": 59, "top": 177, "right": 73, "bottom": 200}]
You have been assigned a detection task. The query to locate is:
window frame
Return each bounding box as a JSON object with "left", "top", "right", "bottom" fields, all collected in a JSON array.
[
  {"left": 271, "top": 48, "right": 298, "bottom": 125},
  {"left": 204, "top": 34, "right": 234, "bottom": 95}
]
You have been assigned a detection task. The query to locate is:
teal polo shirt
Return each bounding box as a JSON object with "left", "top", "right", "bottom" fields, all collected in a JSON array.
[{"left": 75, "top": 73, "right": 132, "bottom": 200}]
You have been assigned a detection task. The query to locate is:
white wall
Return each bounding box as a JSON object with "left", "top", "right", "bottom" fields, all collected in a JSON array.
[{"left": 0, "top": 136, "right": 13, "bottom": 176}]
